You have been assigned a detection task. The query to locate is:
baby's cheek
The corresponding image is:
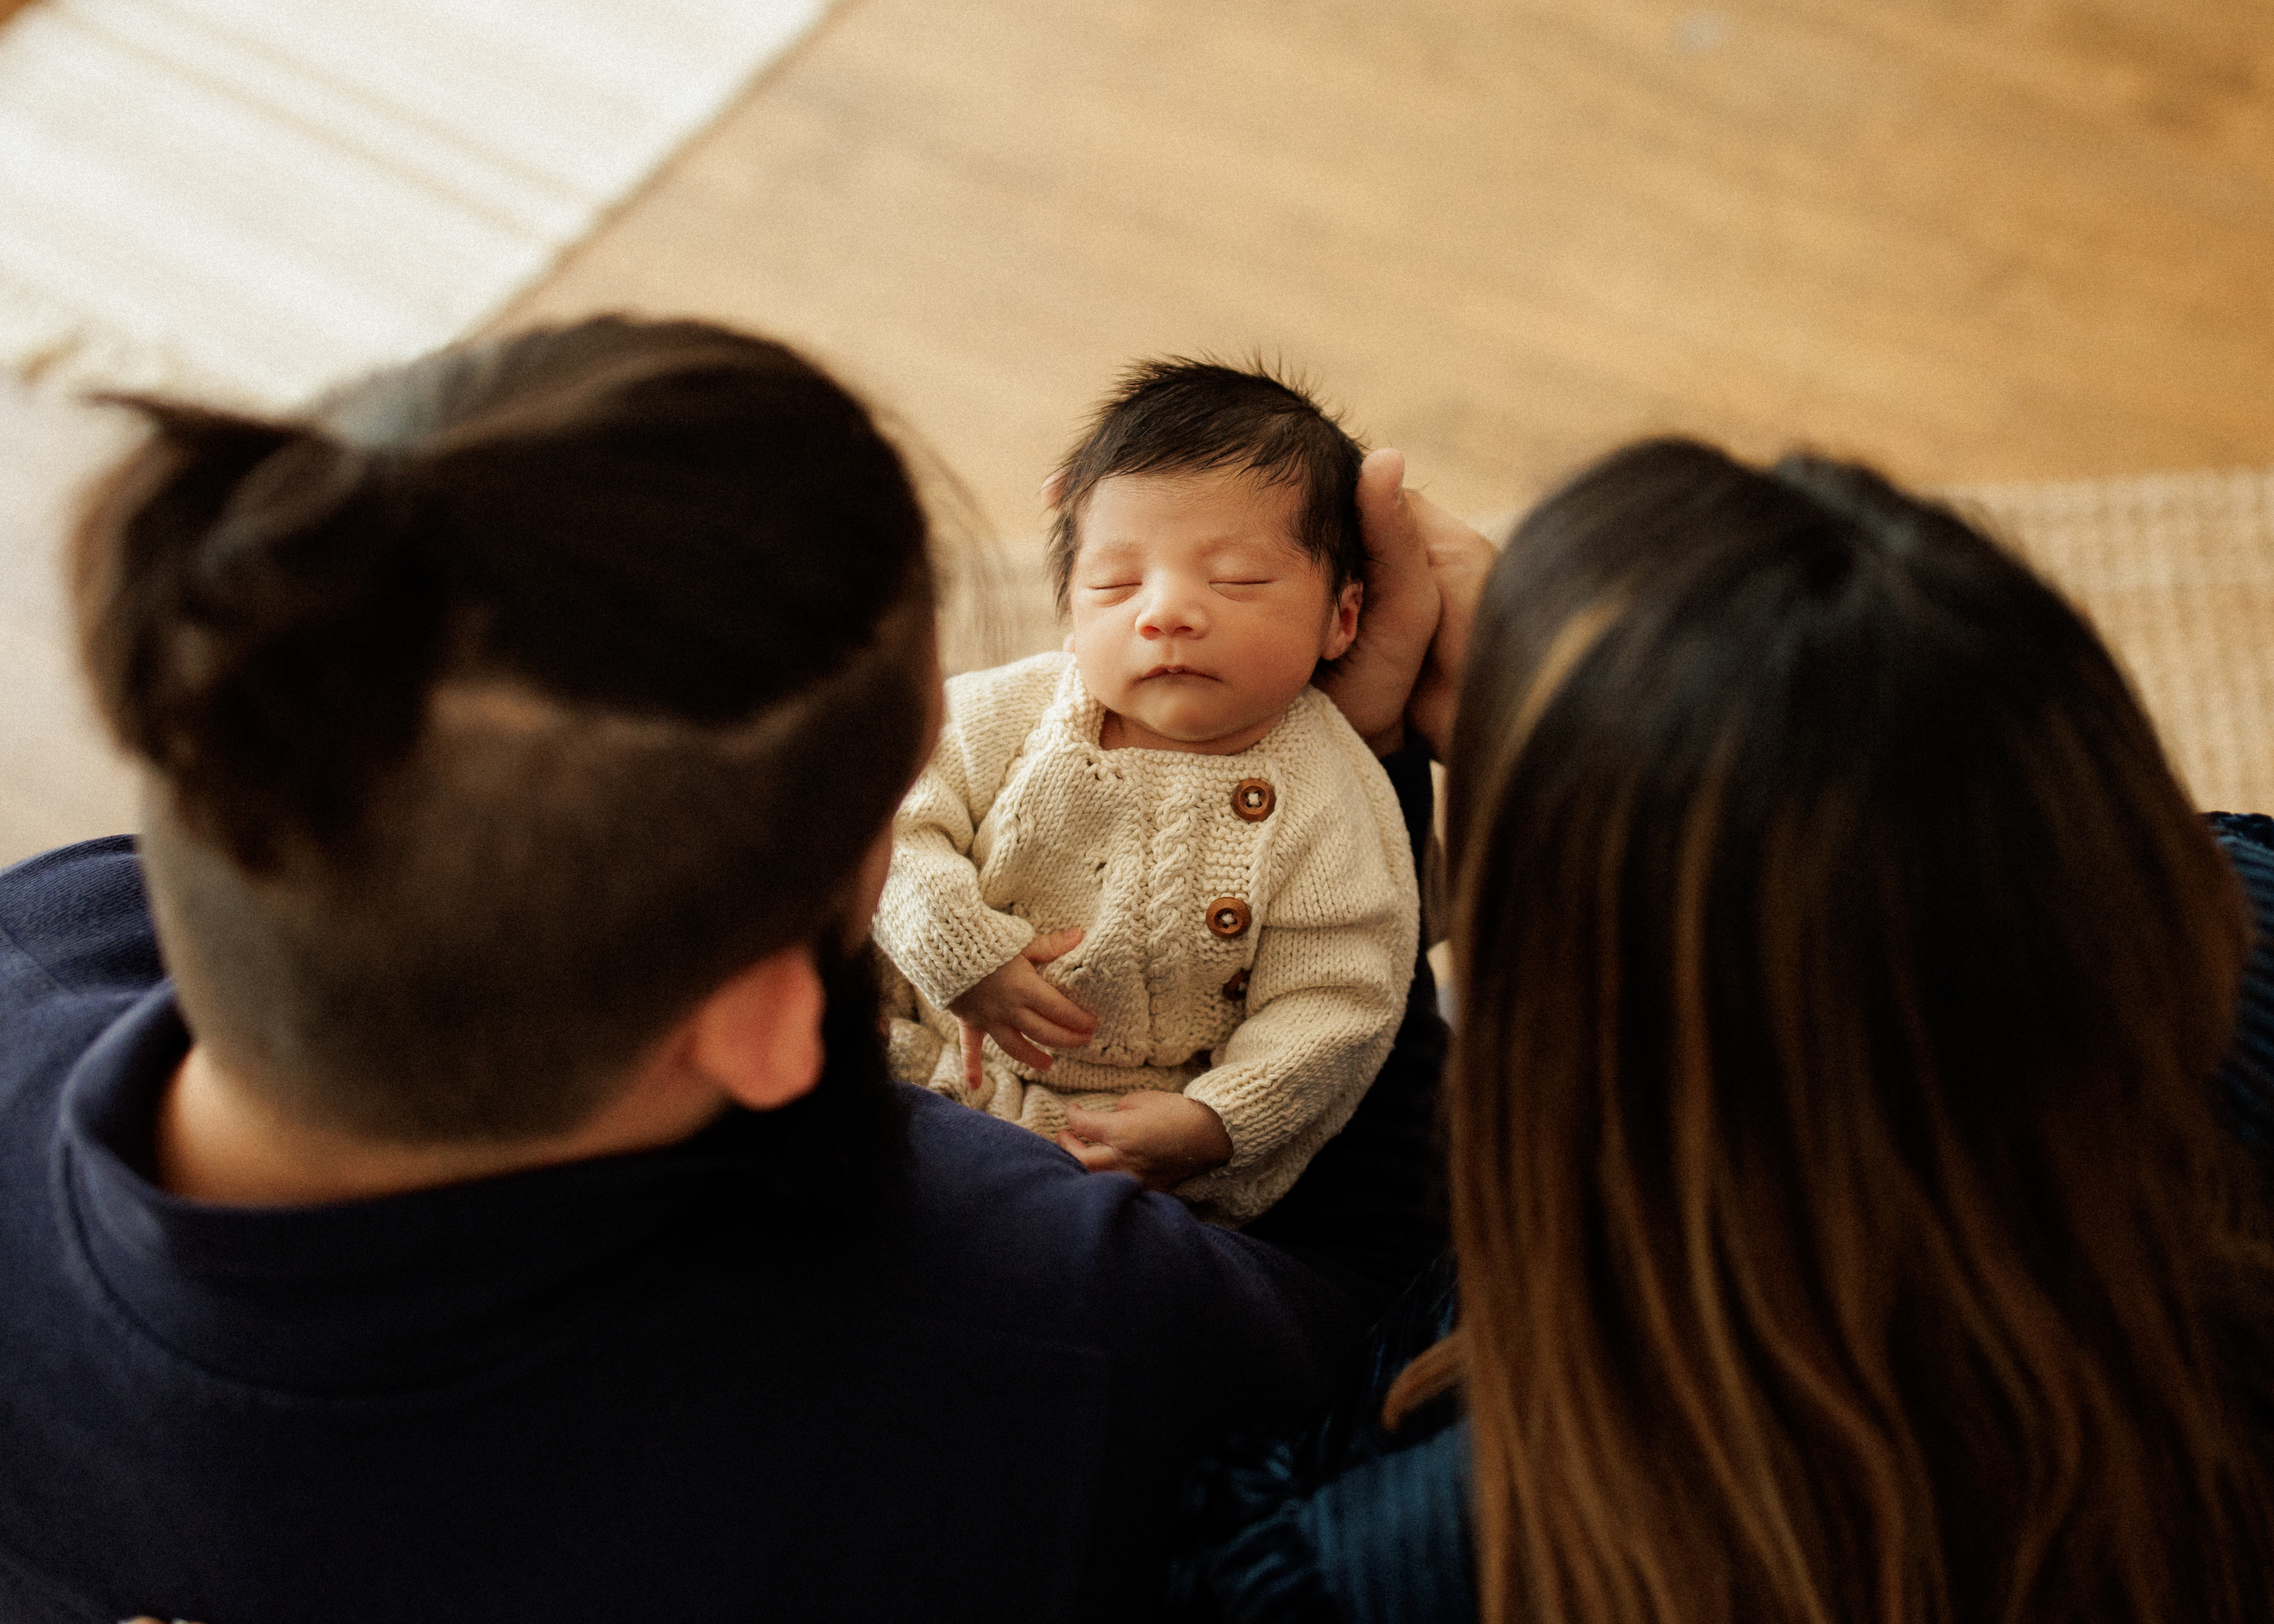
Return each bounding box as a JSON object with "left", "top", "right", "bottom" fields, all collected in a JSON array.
[{"left": 1067, "top": 632, "right": 1129, "bottom": 703}]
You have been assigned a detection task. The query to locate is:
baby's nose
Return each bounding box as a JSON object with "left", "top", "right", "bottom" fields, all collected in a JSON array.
[{"left": 1136, "top": 577, "right": 1207, "bottom": 636}]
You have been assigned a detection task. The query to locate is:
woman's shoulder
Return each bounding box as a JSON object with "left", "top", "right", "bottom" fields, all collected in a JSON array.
[
  {"left": 0, "top": 836, "right": 163, "bottom": 1002},
  {"left": 2210, "top": 814, "right": 2274, "bottom": 1156},
  {"left": 1177, "top": 1419, "right": 1475, "bottom": 1624},
  {"left": 1173, "top": 1258, "right": 1477, "bottom": 1624}
]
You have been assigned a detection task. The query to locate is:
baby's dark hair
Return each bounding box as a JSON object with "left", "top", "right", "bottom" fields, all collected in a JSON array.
[
  {"left": 75, "top": 317, "right": 935, "bottom": 1146},
  {"left": 1045, "top": 358, "right": 1366, "bottom": 612}
]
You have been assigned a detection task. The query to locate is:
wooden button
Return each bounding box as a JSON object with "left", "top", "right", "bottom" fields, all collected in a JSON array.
[
  {"left": 1206, "top": 896, "right": 1252, "bottom": 939},
  {"left": 1231, "top": 778, "right": 1275, "bottom": 822},
  {"left": 1222, "top": 968, "right": 1250, "bottom": 1000}
]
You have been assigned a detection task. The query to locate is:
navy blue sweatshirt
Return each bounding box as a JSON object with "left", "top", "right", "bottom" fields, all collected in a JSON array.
[{"left": 0, "top": 837, "right": 1375, "bottom": 1624}]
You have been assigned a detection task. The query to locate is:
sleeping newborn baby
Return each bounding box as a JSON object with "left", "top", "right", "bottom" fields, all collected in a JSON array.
[{"left": 874, "top": 358, "right": 1418, "bottom": 1226}]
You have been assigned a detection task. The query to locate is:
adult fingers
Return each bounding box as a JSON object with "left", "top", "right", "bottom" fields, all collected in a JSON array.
[
  {"left": 1405, "top": 486, "right": 1499, "bottom": 761},
  {"left": 1056, "top": 1132, "right": 1122, "bottom": 1173},
  {"left": 1356, "top": 447, "right": 1407, "bottom": 539},
  {"left": 1410, "top": 486, "right": 1496, "bottom": 603},
  {"left": 1319, "top": 447, "right": 1441, "bottom": 754},
  {"left": 960, "top": 1022, "right": 985, "bottom": 1090},
  {"left": 1062, "top": 1102, "right": 1128, "bottom": 1146}
]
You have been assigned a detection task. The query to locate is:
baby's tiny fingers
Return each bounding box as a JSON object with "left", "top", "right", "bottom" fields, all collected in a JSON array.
[
  {"left": 1031, "top": 987, "right": 1098, "bottom": 1037},
  {"left": 991, "top": 1026, "right": 1057, "bottom": 1072},
  {"left": 1022, "top": 925, "right": 1086, "bottom": 965},
  {"left": 1017, "top": 1012, "right": 1094, "bottom": 1050}
]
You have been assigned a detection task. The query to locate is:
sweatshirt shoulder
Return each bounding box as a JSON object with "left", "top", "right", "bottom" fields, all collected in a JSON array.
[
  {"left": 0, "top": 836, "right": 163, "bottom": 1001},
  {"left": 897, "top": 1084, "right": 1346, "bottom": 1333}
]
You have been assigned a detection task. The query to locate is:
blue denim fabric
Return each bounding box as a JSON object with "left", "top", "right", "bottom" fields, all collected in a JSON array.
[
  {"left": 1174, "top": 1258, "right": 1471, "bottom": 1623},
  {"left": 2210, "top": 814, "right": 2274, "bottom": 1155}
]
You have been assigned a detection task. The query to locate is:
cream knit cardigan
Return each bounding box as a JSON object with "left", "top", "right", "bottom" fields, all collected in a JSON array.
[{"left": 874, "top": 652, "right": 1419, "bottom": 1226}]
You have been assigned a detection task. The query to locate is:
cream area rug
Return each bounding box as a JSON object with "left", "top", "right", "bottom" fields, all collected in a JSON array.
[
  {"left": 0, "top": 0, "right": 829, "bottom": 409},
  {"left": 1960, "top": 469, "right": 2274, "bottom": 819}
]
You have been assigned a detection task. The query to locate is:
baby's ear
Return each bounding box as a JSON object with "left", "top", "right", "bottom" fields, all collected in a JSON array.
[
  {"left": 1040, "top": 468, "right": 1070, "bottom": 510},
  {"left": 1323, "top": 579, "right": 1363, "bottom": 661}
]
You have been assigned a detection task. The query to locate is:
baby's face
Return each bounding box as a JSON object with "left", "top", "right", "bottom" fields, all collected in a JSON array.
[{"left": 1067, "top": 467, "right": 1360, "bottom": 755}]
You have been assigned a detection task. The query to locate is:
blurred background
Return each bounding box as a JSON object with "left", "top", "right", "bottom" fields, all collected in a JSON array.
[
  {"left": 3, "top": 0, "right": 2271, "bottom": 860},
  {"left": 509, "top": 0, "right": 2274, "bottom": 525}
]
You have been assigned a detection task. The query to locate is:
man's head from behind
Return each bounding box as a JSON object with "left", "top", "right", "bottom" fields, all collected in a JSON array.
[{"left": 74, "top": 318, "right": 936, "bottom": 1147}]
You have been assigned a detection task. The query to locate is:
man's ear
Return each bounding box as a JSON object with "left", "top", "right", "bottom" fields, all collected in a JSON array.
[
  {"left": 1322, "top": 580, "right": 1364, "bottom": 661},
  {"left": 685, "top": 946, "right": 827, "bottom": 1112}
]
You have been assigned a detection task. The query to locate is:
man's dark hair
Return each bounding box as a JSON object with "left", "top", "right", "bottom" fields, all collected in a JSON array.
[
  {"left": 75, "top": 317, "right": 935, "bottom": 1145},
  {"left": 1044, "top": 358, "right": 1366, "bottom": 612}
]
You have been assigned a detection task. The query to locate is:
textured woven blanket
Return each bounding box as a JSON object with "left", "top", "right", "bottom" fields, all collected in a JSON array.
[{"left": 1961, "top": 469, "right": 2274, "bottom": 817}]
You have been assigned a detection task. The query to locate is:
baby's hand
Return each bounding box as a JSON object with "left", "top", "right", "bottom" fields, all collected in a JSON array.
[
  {"left": 947, "top": 927, "right": 1098, "bottom": 1088},
  {"left": 1057, "top": 1091, "right": 1234, "bottom": 1193}
]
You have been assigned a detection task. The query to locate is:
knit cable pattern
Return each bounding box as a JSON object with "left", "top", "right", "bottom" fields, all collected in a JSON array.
[{"left": 875, "top": 653, "right": 1418, "bottom": 1226}]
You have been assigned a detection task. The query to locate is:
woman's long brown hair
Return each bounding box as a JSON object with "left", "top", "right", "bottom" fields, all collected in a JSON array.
[{"left": 1412, "top": 440, "right": 2274, "bottom": 1624}]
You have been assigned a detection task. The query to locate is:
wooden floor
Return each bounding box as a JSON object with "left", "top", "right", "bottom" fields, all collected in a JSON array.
[
  {"left": 508, "top": 0, "right": 2274, "bottom": 537},
  {"left": 0, "top": 379, "right": 139, "bottom": 860}
]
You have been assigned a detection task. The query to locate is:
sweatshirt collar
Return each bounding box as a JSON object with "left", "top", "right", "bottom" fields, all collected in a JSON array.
[{"left": 55, "top": 985, "right": 745, "bottom": 1391}]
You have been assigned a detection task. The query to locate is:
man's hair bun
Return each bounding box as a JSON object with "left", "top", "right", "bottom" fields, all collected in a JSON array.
[{"left": 76, "top": 400, "right": 447, "bottom": 867}]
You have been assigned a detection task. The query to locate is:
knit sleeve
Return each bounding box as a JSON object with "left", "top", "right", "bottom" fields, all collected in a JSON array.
[
  {"left": 871, "top": 669, "right": 1043, "bottom": 1010},
  {"left": 1179, "top": 710, "right": 1421, "bottom": 1225}
]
